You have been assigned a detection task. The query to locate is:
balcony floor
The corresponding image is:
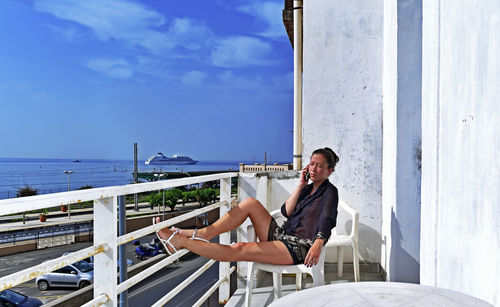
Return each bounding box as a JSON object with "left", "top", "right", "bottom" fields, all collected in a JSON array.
[{"left": 226, "top": 263, "right": 384, "bottom": 307}]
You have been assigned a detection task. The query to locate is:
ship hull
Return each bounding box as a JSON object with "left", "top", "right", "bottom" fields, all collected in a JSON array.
[{"left": 146, "top": 160, "right": 198, "bottom": 165}]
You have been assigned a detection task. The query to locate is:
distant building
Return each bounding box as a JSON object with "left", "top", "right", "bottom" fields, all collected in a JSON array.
[{"left": 239, "top": 163, "right": 293, "bottom": 173}]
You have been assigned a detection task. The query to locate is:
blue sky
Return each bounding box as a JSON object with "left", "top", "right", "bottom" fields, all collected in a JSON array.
[{"left": 0, "top": 0, "right": 293, "bottom": 162}]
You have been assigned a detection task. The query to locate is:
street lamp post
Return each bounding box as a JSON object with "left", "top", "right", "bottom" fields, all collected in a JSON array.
[
  {"left": 64, "top": 171, "right": 73, "bottom": 219},
  {"left": 153, "top": 173, "right": 166, "bottom": 213}
]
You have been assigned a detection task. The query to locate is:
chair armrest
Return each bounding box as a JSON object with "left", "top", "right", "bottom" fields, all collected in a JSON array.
[
  {"left": 247, "top": 209, "right": 282, "bottom": 243},
  {"left": 339, "top": 200, "right": 359, "bottom": 240},
  {"left": 270, "top": 209, "right": 282, "bottom": 218}
]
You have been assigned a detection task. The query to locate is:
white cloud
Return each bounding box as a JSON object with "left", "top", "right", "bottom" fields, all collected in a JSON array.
[
  {"left": 237, "top": 1, "right": 286, "bottom": 41},
  {"left": 46, "top": 24, "right": 82, "bottom": 42},
  {"left": 211, "top": 36, "right": 273, "bottom": 68},
  {"left": 34, "top": 0, "right": 212, "bottom": 55},
  {"left": 166, "top": 18, "right": 214, "bottom": 51},
  {"left": 181, "top": 71, "right": 207, "bottom": 85},
  {"left": 86, "top": 58, "right": 133, "bottom": 79}
]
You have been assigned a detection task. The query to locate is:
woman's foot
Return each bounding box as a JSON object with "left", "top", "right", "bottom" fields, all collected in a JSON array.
[
  {"left": 169, "top": 225, "right": 210, "bottom": 242},
  {"left": 157, "top": 225, "right": 184, "bottom": 255},
  {"left": 169, "top": 226, "right": 194, "bottom": 238},
  {"left": 154, "top": 217, "right": 196, "bottom": 239}
]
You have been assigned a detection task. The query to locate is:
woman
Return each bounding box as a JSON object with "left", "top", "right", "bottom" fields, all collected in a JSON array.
[{"left": 155, "top": 148, "right": 339, "bottom": 268}]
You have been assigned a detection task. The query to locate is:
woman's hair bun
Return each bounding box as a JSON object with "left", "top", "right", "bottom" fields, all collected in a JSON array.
[{"left": 312, "top": 147, "right": 339, "bottom": 171}]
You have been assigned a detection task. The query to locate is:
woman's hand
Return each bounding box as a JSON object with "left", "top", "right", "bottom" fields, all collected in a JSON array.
[
  {"left": 304, "top": 238, "right": 324, "bottom": 267},
  {"left": 299, "top": 165, "right": 309, "bottom": 186}
]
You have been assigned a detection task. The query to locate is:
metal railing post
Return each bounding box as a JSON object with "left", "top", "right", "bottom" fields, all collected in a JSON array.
[
  {"left": 219, "top": 178, "right": 231, "bottom": 303},
  {"left": 118, "top": 195, "right": 128, "bottom": 307},
  {"left": 94, "top": 196, "right": 118, "bottom": 307}
]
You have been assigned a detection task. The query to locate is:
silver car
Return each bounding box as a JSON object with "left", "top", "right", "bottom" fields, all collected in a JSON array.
[{"left": 35, "top": 260, "right": 93, "bottom": 291}]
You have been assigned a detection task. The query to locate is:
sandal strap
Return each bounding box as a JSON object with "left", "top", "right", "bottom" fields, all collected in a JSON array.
[
  {"left": 165, "top": 229, "right": 179, "bottom": 254},
  {"left": 191, "top": 229, "right": 209, "bottom": 243}
]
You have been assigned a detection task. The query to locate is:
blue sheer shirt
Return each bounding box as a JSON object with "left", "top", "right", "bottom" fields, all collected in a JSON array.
[{"left": 280, "top": 179, "right": 339, "bottom": 243}]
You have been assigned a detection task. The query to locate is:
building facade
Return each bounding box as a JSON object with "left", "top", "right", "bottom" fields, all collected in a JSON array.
[{"left": 297, "top": 0, "right": 499, "bottom": 305}]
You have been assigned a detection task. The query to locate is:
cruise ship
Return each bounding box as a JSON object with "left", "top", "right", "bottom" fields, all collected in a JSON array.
[{"left": 144, "top": 153, "right": 198, "bottom": 165}]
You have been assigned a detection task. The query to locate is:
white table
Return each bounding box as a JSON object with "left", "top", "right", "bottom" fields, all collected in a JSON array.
[{"left": 268, "top": 282, "right": 492, "bottom": 307}]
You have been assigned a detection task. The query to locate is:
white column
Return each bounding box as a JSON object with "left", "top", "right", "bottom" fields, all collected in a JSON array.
[
  {"left": 381, "top": 0, "right": 422, "bottom": 283},
  {"left": 420, "top": 0, "right": 440, "bottom": 286},
  {"left": 93, "top": 196, "right": 118, "bottom": 306},
  {"left": 219, "top": 178, "right": 231, "bottom": 303},
  {"left": 255, "top": 175, "right": 269, "bottom": 209},
  {"left": 293, "top": 0, "right": 303, "bottom": 171}
]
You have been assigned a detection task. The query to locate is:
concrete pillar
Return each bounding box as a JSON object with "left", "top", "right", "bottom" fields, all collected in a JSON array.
[
  {"left": 381, "top": 0, "right": 422, "bottom": 283},
  {"left": 421, "top": 1, "right": 500, "bottom": 305},
  {"left": 302, "top": 0, "right": 384, "bottom": 264}
]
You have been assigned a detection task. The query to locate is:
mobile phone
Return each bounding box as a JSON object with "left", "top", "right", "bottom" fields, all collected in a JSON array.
[{"left": 304, "top": 168, "right": 310, "bottom": 181}]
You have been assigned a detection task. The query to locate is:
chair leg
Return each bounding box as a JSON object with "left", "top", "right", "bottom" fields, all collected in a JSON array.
[
  {"left": 353, "top": 243, "right": 360, "bottom": 282},
  {"left": 272, "top": 272, "right": 282, "bottom": 300},
  {"left": 311, "top": 265, "right": 325, "bottom": 287},
  {"left": 245, "top": 262, "right": 255, "bottom": 307},
  {"left": 295, "top": 273, "right": 302, "bottom": 291},
  {"left": 337, "top": 246, "right": 344, "bottom": 277}
]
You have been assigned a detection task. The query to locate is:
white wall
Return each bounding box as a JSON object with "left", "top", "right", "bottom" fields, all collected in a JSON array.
[
  {"left": 302, "top": 0, "right": 384, "bottom": 263},
  {"left": 421, "top": 1, "right": 500, "bottom": 305},
  {"left": 382, "top": 0, "right": 422, "bottom": 283}
]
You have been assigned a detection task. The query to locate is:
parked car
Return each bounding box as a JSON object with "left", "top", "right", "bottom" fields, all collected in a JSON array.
[
  {"left": 61, "top": 252, "right": 132, "bottom": 267},
  {"left": 35, "top": 260, "right": 93, "bottom": 291},
  {"left": 0, "top": 289, "right": 42, "bottom": 307}
]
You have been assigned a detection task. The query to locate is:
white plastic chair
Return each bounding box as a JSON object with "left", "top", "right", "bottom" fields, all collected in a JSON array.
[
  {"left": 329, "top": 200, "right": 360, "bottom": 282},
  {"left": 244, "top": 200, "right": 359, "bottom": 307}
]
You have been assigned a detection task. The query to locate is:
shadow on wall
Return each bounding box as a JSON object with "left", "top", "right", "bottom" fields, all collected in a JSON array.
[
  {"left": 390, "top": 208, "right": 420, "bottom": 283},
  {"left": 269, "top": 181, "right": 297, "bottom": 211},
  {"left": 238, "top": 177, "right": 256, "bottom": 200}
]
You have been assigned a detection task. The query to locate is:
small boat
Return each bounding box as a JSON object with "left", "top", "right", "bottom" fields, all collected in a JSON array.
[
  {"left": 73, "top": 159, "right": 81, "bottom": 163},
  {"left": 145, "top": 153, "right": 197, "bottom": 165}
]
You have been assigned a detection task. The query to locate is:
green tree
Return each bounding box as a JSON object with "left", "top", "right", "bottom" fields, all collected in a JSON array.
[
  {"left": 196, "top": 188, "right": 213, "bottom": 207},
  {"left": 16, "top": 186, "right": 38, "bottom": 197},
  {"left": 165, "top": 189, "right": 182, "bottom": 211}
]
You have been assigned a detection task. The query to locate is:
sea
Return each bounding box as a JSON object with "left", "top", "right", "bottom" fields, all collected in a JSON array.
[{"left": 0, "top": 158, "right": 247, "bottom": 200}]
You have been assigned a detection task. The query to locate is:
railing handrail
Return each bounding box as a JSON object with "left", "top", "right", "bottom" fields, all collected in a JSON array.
[
  {"left": 0, "top": 244, "right": 107, "bottom": 291},
  {"left": 0, "top": 172, "right": 237, "bottom": 306},
  {"left": 117, "top": 201, "right": 227, "bottom": 246},
  {"left": 0, "top": 200, "right": 230, "bottom": 294},
  {"left": 0, "top": 172, "right": 237, "bottom": 216}
]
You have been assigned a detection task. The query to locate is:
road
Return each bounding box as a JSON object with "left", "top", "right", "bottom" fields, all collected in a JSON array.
[
  {"left": 0, "top": 232, "right": 235, "bottom": 305},
  {"left": 128, "top": 253, "right": 220, "bottom": 307}
]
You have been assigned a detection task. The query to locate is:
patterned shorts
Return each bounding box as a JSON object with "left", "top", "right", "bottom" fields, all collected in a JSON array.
[{"left": 267, "top": 218, "right": 313, "bottom": 264}]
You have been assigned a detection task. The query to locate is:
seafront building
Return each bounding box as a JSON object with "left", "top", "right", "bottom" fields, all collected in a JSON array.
[{"left": 0, "top": 0, "right": 498, "bottom": 306}]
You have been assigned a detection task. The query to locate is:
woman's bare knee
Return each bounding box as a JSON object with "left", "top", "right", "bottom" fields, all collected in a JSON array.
[{"left": 240, "top": 197, "right": 263, "bottom": 211}]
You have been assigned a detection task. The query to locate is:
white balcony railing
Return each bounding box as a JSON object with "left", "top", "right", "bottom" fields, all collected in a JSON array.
[{"left": 0, "top": 172, "right": 238, "bottom": 306}]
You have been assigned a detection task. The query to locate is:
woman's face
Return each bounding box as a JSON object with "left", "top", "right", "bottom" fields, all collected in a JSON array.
[{"left": 308, "top": 154, "right": 333, "bottom": 182}]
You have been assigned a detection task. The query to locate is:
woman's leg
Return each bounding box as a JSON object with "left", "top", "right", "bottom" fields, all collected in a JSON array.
[
  {"left": 160, "top": 227, "right": 294, "bottom": 265},
  {"left": 166, "top": 197, "right": 273, "bottom": 242}
]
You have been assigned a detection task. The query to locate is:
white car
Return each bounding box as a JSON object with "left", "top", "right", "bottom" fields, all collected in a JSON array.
[{"left": 35, "top": 260, "right": 93, "bottom": 291}]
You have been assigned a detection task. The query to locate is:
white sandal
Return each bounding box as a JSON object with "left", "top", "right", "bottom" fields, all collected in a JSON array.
[
  {"left": 191, "top": 229, "right": 209, "bottom": 243},
  {"left": 153, "top": 218, "right": 179, "bottom": 256}
]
